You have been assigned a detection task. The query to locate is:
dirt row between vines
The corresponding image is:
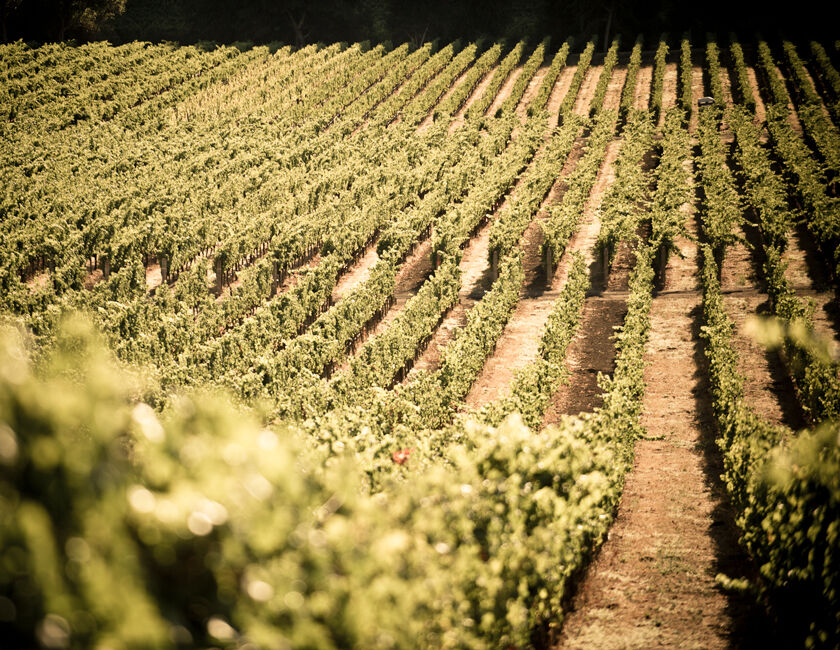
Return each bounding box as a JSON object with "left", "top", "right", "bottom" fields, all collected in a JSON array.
[
  {"left": 463, "top": 131, "right": 593, "bottom": 407},
  {"left": 448, "top": 66, "right": 498, "bottom": 132},
  {"left": 538, "top": 135, "right": 625, "bottom": 423},
  {"left": 403, "top": 61, "right": 595, "bottom": 378},
  {"left": 465, "top": 59, "right": 639, "bottom": 411},
  {"left": 340, "top": 57, "right": 571, "bottom": 376},
  {"left": 556, "top": 158, "right": 773, "bottom": 649}
]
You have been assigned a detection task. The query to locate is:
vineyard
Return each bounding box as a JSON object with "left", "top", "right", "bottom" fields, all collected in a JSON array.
[{"left": 1, "top": 34, "right": 839, "bottom": 648}]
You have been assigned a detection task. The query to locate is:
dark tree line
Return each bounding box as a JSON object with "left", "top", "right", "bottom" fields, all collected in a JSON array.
[{"left": 2, "top": 0, "right": 833, "bottom": 46}]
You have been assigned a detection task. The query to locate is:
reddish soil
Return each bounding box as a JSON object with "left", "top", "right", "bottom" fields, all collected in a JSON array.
[
  {"left": 486, "top": 65, "right": 524, "bottom": 116},
  {"left": 632, "top": 64, "right": 653, "bottom": 111},
  {"left": 688, "top": 65, "right": 704, "bottom": 133},
  {"left": 404, "top": 220, "right": 495, "bottom": 377},
  {"left": 448, "top": 66, "right": 497, "bottom": 132},
  {"left": 745, "top": 67, "right": 767, "bottom": 124},
  {"left": 516, "top": 65, "right": 550, "bottom": 119},
  {"left": 573, "top": 65, "right": 604, "bottom": 116},
  {"left": 602, "top": 66, "right": 629, "bottom": 111},
  {"left": 661, "top": 62, "right": 678, "bottom": 117},
  {"left": 557, "top": 287, "right": 767, "bottom": 649},
  {"left": 331, "top": 239, "right": 380, "bottom": 302},
  {"left": 546, "top": 66, "right": 578, "bottom": 124}
]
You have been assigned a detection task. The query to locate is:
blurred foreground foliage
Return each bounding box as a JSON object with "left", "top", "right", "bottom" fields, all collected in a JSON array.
[{"left": 0, "top": 315, "right": 624, "bottom": 648}]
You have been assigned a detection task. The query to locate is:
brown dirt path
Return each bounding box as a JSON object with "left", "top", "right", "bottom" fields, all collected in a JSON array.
[
  {"left": 335, "top": 238, "right": 434, "bottom": 374},
  {"left": 331, "top": 239, "right": 379, "bottom": 302},
  {"left": 448, "top": 66, "right": 498, "bottom": 132},
  {"left": 721, "top": 219, "right": 807, "bottom": 429},
  {"left": 463, "top": 135, "right": 589, "bottom": 407},
  {"left": 404, "top": 220, "right": 495, "bottom": 377},
  {"left": 541, "top": 138, "right": 626, "bottom": 422},
  {"left": 486, "top": 65, "right": 525, "bottom": 116},
  {"left": 602, "top": 66, "right": 629, "bottom": 111},
  {"left": 689, "top": 65, "right": 705, "bottom": 133},
  {"left": 632, "top": 64, "right": 653, "bottom": 111},
  {"left": 546, "top": 66, "right": 577, "bottom": 124},
  {"left": 573, "top": 65, "right": 604, "bottom": 116},
  {"left": 745, "top": 67, "right": 767, "bottom": 124},
  {"left": 516, "top": 65, "right": 550, "bottom": 119},
  {"left": 661, "top": 62, "right": 678, "bottom": 115},
  {"left": 557, "top": 159, "right": 770, "bottom": 650}
]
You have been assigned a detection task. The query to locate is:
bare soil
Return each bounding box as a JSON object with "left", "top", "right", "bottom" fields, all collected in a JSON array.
[
  {"left": 331, "top": 239, "right": 380, "bottom": 303},
  {"left": 721, "top": 222, "right": 808, "bottom": 429},
  {"left": 660, "top": 62, "right": 678, "bottom": 119},
  {"left": 336, "top": 238, "right": 434, "bottom": 373},
  {"left": 83, "top": 268, "right": 103, "bottom": 290},
  {"left": 632, "top": 64, "right": 653, "bottom": 111},
  {"left": 516, "top": 65, "right": 550, "bottom": 119},
  {"left": 146, "top": 263, "right": 162, "bottom": 291},
  {"left": 464, "top": 135, "right": 589, "bottom": 407},
  {"left": 765, "top": 62, "right": 804, "bottom": 134},
  {"left": 541, "top": 138, "right": 627, "bottom": 422},
  {"left": 573, "top": 65, "right": 604, "bottom": 116},
  {"left": 557, "top": 158, "right": 772, "bottom": 649},
  {"left": 404, "top": 219, "right": 494, "bottom": 377},
  {"left": 26, "top": 270, "right": 51, "bottom": 291},
  {"left": 745, "top": 67, "right": 767, "bottom": 124},
  {"left": 781, "top": 226, "right": 840, "bottom": 352},
  {"left": 448, "top": 66, "right": 497, "bottom": 132},
  {"left": 486, "top": 65, "right": 524, "bottom": 116},
  {"left": 689, "top": 65, "right": 705, "bottom": 133},
  {"left": 557, "top": 287, "right": 769, "bottom": 649},
  {"left": 546, "top": 66, "right": 578, "bottom": 124},
  {"left": 602, "top": 66, "right": 629, "bottom": 111}
]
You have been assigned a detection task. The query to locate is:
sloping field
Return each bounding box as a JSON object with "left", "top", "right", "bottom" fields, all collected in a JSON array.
[{"left": 1, "top": 35, "right": 839, "bottom": 648}]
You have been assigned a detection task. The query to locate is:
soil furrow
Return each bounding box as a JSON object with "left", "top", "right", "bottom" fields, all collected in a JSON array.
[
  {"left": 486, "top": 65, "right": 524, "bottom": 116},
  {"left": 331, "top": 238, "right": 380, "bottom": 302},
  {"left": 661, "top": 62, "right": 678, "bottom": 117},
  {"left": 602, "top": 66, "right": 629, "bottom": 111},
  {"left": 557, "top": 160, "right": 769, "bottom": 649},
  {"left": 404, "top": 220, "right": 495, "bottom": 377},
  {"left": 632, "top": 63, "right": 653, "bottom": 111},
  {"left": 573, "top": 65, "right": 604, "bottom": 116},
  {"left": 745, "top": 67, "right": 767, "bottom": 124},
  {"left": 463, "top": 136, "right": 589, "bottom": 407},
  {"left": 449, "top": 66, "right": 498, "bottom": 132},
  {"left": 541, "top": 138, "right": 626, "bottom": 422},
  {"left": 546, "top": 65, "right": 578, "bottom": 123},
  {"left": 516, "top": 65, "right": 550, "bottom": 119},
  {"left": 689, "top": 65, "right": 705, "bottom": 133},
  {"left": 335, "top": 238, "right": 434, "bottom": 373},
  {"left": 721, "top": 222, "right": 807, "bottom": 429}
]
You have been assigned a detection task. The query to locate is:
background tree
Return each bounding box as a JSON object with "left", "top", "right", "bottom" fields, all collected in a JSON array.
[{"left": 1, "top": 0, "right": 22, "bottom": 42}]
